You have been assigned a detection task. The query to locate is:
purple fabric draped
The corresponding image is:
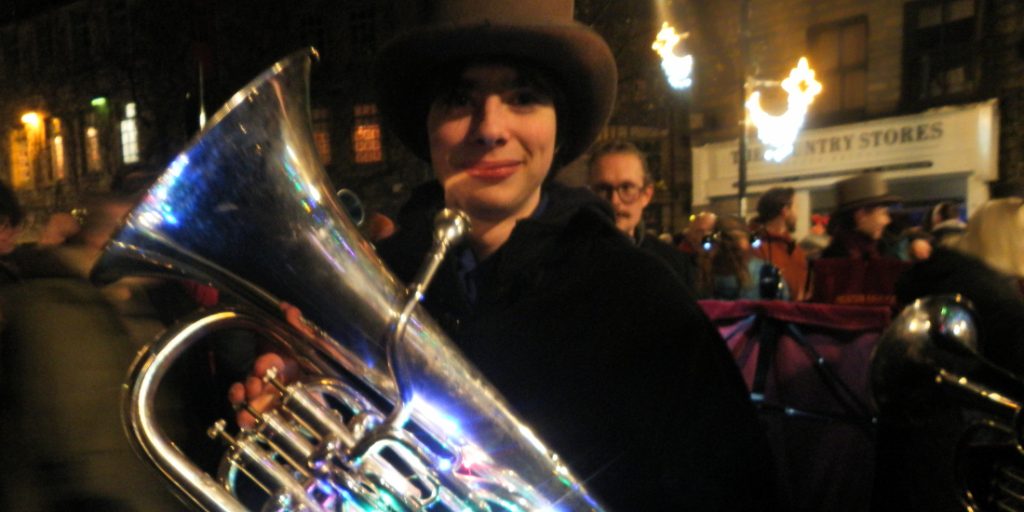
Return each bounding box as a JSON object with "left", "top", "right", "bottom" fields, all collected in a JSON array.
[{"left": 700, "top": 299, "right": 892, "bottom": 512}]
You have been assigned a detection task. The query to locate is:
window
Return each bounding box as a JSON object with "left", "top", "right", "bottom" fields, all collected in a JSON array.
[
  {"left": 903, "top": 0, "right": 981, "bottom": 105},
  {"left": 808, "top": 17, "right": 867, "bottom": 117},
  {"left": 15, "top": 112, "right": 45, "bottom": 187},
  {"left": 120, "top": 102, "right": 139, "bottom": 164},
  {"left": 86, "top": 125, "right": 102, "bottom": 172},
  {"left": 312, "top": 107, "right": 332, "bottom": 165},
  {"left": 353, "top": 103, "right": 382, "bottom": 164},
  {"left": 9, "top": 130, "right": 31, "bottom": 189},
  {"left": 51, "top": 118, "right": 65, "bottom": 181}
]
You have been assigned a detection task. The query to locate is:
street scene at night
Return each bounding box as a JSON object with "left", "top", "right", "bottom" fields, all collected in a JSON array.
[{"left": 2, "top": 0, "right": 1024, "bottom": 510}]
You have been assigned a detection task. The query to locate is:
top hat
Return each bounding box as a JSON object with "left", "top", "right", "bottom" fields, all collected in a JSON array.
[
  {"left": 834, "top": 174, "right": 901, "bottom": 212},
  {"left": 372, "top": 0, "right": 617, "bottom": 168}
]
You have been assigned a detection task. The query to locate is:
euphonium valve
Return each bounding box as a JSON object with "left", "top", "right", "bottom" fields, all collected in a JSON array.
[{"left": 93, "top": 48, "right": 602, "bottom": 511}]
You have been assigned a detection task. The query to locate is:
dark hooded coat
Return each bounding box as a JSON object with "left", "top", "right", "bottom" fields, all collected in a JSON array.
[{"left": 377, "top": 181, "right": 779, "bottom": 511}]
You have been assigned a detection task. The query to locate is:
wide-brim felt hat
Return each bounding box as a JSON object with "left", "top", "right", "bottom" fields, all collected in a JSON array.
[
  {"left": 372, "top": 0, "right": 617, "bottom": 168},
  {"left": 835, "top": 174, "right": 901, "bottom": 212}
]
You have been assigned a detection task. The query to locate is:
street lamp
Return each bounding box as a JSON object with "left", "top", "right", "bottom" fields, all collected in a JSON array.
[{"left": 652, "top": 20, "right": 694, "bottom": 232}]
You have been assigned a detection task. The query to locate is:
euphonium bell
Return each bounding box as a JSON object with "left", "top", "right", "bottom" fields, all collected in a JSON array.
[
  {"left": 92, "top": 48, "right": 602, "bottom": 511},
  {"left": 871, "top": 295, "right": 1024, "bottom": 511}
]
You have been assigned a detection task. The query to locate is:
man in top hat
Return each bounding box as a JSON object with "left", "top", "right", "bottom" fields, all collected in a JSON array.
[
  {"left": 811, "top": 173, "right": 908, "bottom": 305},
  {"left": 235, "top": 0, "right": 779, "bottom": 509},
  {"left": 822, "top": 173, "right": 901, "bottom": 259}
]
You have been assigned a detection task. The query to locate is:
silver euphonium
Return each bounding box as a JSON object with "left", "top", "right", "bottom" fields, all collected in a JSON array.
[
  {"left": 871, "top": 295, "right": 1024, "bottom": 512},
  {"left": 91, "top": 48, "right": 602, "bottom": 511}
]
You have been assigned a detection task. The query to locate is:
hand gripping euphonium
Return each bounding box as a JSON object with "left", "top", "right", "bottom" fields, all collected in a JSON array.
[{"left": 91, "top": 48, "right": 603, "bottom": 511}]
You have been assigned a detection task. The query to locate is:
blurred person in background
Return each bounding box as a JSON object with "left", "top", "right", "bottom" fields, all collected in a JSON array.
[
  {"left": 0, "top": 184, "right": 188, "bottom": 511},
  {"left": 923, "top": 201, "right": 966, "bottom": 247},
  {"left": 882, "top": 210, "right": 933, "bottom": 262},
  {"left": 0, "top": 168, "right": 235, "bottom": 510},
  {"left": 798, "top": 213, "right": 831, "bottom": 261},
  {"left": 679, "top": 210, "right": 717, "bottom": 255},
  {"left": 587, "top": 139, "right": 695, "bottom": 291},
  {"left": 811, "top": 174, "right": 908, "bottom": 305},
  {"left": 897, "top": 197, "right": 1024, "bottom": 369},
  {"left": 751, "top": 187, "right": 808, "bottom": 300},
  {"left": 697, "top": 215, "right": 789, "bottom": 300},
  {"left": 822, "top": 174, "right": 900, "bottom": 260}
]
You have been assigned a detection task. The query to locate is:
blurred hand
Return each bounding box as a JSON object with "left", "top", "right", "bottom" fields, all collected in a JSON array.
[{"left": 227, "top": 302, "right": 307, "bottom": 428}]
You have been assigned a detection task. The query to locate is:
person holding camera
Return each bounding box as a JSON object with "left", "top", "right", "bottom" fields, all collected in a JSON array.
[{"left": 696, "top": 215, "right": 791, "bottom": 300}]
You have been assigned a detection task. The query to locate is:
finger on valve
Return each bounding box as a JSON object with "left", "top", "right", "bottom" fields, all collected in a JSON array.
[{"left": 230, "top": 352, "right": 298, "bottom": 428}]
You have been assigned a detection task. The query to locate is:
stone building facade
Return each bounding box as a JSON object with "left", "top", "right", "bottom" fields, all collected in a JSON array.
[
  {"left": 680, "top": 0, "right": 1024, "bottom": 231},
  {"left": 0, "top": 0, "right": 434, "bottom": 236}
]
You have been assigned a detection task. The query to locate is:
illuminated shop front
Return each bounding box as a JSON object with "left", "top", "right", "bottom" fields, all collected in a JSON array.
[{"left": 692, "top": 100, "right": 998, "bottom": 237}]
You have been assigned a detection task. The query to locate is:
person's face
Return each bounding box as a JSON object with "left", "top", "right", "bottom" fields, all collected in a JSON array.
[
  {"left": 589, "top": 152, "right": 653, "bottom": 236},
  {"left": 426, "top": 64, "right": 557, "bottom": 223},
  {"left": 783, "top": 199, "right": 797, "bottom": 232},
  {"left": 854, "top": 205, "right": 891, "bottom": 240},
  {"left": 0, "top": 218, "right": 20, "bottom": 256}
]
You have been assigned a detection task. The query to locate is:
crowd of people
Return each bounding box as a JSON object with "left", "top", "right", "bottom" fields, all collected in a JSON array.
[
  {"left": 2, "top": 0, "right": 1024, "bottom": 510},
  {"left": 613, "top": 168, "right": 1023, "bottom": 318}
]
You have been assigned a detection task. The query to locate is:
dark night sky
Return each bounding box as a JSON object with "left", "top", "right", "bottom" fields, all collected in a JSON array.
[{"left": 1, "top": 0, "right": 78, "bottom": 24}]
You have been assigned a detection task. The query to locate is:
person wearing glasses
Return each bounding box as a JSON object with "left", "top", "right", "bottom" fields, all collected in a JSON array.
[{"left": 587, "top": 139, "right": 695, "bottom": 291}]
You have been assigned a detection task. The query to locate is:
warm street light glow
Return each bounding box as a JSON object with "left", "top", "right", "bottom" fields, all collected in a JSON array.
[
  {"left": 745, "top": 57, "right": 822, "bottom": 162},
  {"left": 652, "top": 22, "right": 693, "bottom": 90},
  {"left": 20, "top": 112, "right": 41, "bottom": 128}
]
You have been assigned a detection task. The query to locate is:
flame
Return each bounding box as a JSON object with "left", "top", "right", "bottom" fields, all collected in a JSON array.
[
  {"left": 652, "top": 22, "right": 693, "bottom": 90},
  {"left": 745, "top": 57, "right": 822, "bottom": 162}
]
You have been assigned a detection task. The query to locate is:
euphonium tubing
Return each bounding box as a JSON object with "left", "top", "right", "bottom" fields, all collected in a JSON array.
[{"left": 93, "top": 48, "right": 603, "bottom": 511}]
